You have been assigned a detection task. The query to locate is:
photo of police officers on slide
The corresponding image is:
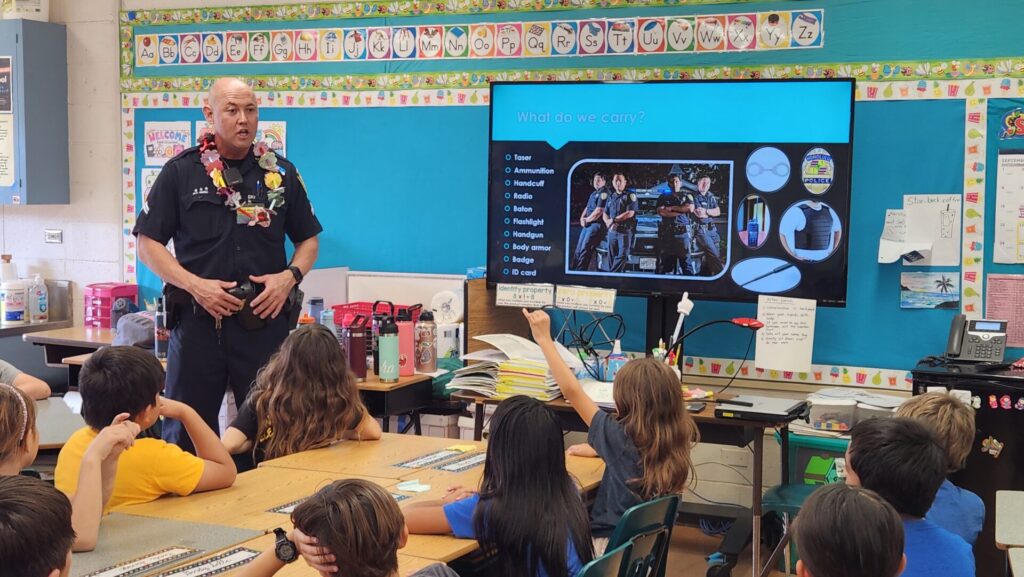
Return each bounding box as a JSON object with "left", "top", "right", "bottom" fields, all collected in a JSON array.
[{"left": 567, "top": 161, "right": 732, "bottom": 278}]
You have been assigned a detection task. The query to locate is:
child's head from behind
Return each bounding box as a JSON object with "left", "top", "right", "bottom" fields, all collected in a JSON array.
[
  {"left": 794, "top": 483, "right": 905, "bottom": 577},
  {"left": 0, "top": 475, "right": 75, "bottom": 577},
  {"left": 480, "top": 395, "right": 593, "bottom": 577},
  {"left": 252, "top": 324, "right": 364, "bottom": 460},
  {"left": 846, "top": 417, "right": 946, "bottom": 518},
  {"left": 291, "top": 479, "right": 405, "bottom": 577},
  {"left": 895, "top": 392, "right": 975, "bottom": 472},
  {"left": 80, "top": 346, "right": 164, "bottom": 430},
  {"left": 0, "top": 384, "right": 37, "bottom": 469},
  {"left": 612, "top": 357, "right": 698, "bottom": 498}
]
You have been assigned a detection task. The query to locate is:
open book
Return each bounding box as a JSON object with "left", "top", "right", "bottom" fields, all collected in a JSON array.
[{"left": 463, "top": 334, "right": 583, "bottom": 369}]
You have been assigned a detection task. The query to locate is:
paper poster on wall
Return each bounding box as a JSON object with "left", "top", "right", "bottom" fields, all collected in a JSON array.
[
  {"left": 195, "top": 120, "right": 286, "bottom": 156},
  {"left": 144, "top": 121, "right": 191, "bottom": 166},
  {"left": 900, "top": 272, "right": 959, "bottom": 309},
  {"left": 754, "top": 295, "right": 815, "bottom": 373},
  {"left": 0, "top": 56, "right": 13, "bottom": 189},
  {"left": 140, "top": 168, "right": 161, "bottom": 206},
  {"left": 994, "top": 153, "right": 1024, "bottom": 264},
  {"left": 0, "top": 57, "right": 11, "bottom": 113},
  {"left": 903, "top": 194, "right": 961, "bottom": 266},
  {"left": 878, "top": 208, "right": 932, "bottom": 263},
  {"left": 985, "top": 274, "right": 1024, "bottom": 347}
]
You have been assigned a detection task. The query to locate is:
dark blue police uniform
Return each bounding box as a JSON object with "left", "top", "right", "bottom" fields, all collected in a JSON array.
[
  {"left": 571, "top": 187, "right": 608, "bottom": 271},
  {"left": 604, "top": 191, "right": 638, "bottom": 272},
  {"left": 133, "top": 146, "right": 322, "bottom": 452},
  {"left": 691, "top": 191, "right": 724, "bottom": 276},
  {"left": 656, "top": 192, "right": 696, "bottom": 275}
]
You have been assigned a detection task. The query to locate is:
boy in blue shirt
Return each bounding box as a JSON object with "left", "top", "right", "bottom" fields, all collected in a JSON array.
[
  {"left": 896, "top": 392, "right": 984, "bottom": 544},
  {"left": 845, "top": 417, "right": 974, "bottom": 577}
]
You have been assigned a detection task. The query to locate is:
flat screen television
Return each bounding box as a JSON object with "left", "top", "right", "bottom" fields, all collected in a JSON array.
[{"left": 487, "top": 79, "right": 855, "bottom": 305}]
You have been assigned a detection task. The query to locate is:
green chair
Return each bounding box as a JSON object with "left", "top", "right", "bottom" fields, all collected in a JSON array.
[
  {"left": 577, "top": 542, "right": 632, "bottom": 577},
  {"left": 606, "top": 495, "right": 680, "bottom": 577},
  {"left": 760, "top": 483, "right": 819, "bottom": 577},
  {"left": 622, "top": 527, "right": 671, "bottom": 577}
]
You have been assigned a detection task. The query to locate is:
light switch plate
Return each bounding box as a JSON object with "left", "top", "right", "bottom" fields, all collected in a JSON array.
[{"left": 44, "top": 229, "right": 63, "bottom": 244}]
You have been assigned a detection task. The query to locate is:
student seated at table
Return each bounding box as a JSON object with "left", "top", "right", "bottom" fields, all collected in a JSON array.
[
  {"left": 1, "top": 383, "right": 139, "bottom": 551},
  {"left": 845, "top": 417, "right": 974, "bottom": 577},
  {"left": 235, "top": 479, "right": 459, "bottom": 577},
  {"left": 403, "top": 395, "right": 593, "bottom": 577},
  {"left": 55, "top": 346, "right": 236, "bottom": 511},
  {"left": 221, "top": 324, "right": 381, "bottom": 471},
  {"left": 0, "top": 475, "right": 77, "bottom": 577},
  {"left": 0, "top": 358, "right": 51, "bottom": 400},
  {"left": 523, "top": 309, "right": 698, "bottom": 554},
  {"left": 793, "top": 483, "right": 906, "bottom": 577},
  {"left": 896, "top": 392, "right": 984, "bottom": 544}
]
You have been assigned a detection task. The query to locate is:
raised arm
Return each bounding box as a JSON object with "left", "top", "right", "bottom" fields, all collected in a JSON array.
[{"left": 522, "top": 309, "right": 600, "bottom": 426}]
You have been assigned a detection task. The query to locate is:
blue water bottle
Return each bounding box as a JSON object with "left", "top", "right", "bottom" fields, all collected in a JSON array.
[
  {"left": 746, "top": 218, "right": 759, "bottom": 248},
  {"left": 377, "top": 316, "right": 400, "bottom": 382}
]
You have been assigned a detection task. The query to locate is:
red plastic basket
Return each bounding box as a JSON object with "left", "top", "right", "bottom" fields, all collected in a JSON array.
[{"left": 332, "top": 301, "right": 421, "bottom": 327}]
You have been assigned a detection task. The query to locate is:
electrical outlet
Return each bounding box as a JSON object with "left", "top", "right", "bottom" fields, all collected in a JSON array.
[{"left": 44, "top": 229, "right": 63, "bottom": 244}]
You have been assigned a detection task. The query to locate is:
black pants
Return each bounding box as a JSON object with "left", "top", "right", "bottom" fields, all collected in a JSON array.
[{"left": 163, "top": 305, "right": 289, "bottom": 453}]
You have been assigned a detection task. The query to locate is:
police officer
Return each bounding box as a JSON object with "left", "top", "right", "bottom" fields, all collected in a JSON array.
[
  {"left": 134, "top": 77, "right": 322, "bottom": 451},
  {"left": 656, "top": 174, "right": 694, "bottom": 275},
  {"left": 692, "top": 176, "right": 724, "bottom": 276},
  {"left": 602, "top": 172, "right": 638, "bottom": 273},
  {"left": 571, "top": 172, "right": 608, "bottom": 271}
]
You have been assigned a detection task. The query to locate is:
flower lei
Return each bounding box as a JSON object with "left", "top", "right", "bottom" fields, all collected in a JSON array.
[{"left": 198, "top": 134, "right": 287, "bottom": 227}]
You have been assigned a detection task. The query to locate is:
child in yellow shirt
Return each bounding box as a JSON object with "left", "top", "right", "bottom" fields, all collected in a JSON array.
[{"left": 55, "top": 346, "right": 236, "bottom": 511}]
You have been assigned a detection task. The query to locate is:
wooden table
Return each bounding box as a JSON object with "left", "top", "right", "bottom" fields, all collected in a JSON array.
[
  {"left": 154, "top": 532, "right": 440, "bottom": 577},
  {"left": 452, "top": 391, "right": 794, "bottom": 577},
  {"left": 997, "top": 491, "right": 1024, "bottom": 550},
  {"left": 24, "top": 326, "right": 114, "bottom": 390},
  {"left": 36, "top": 397, "right": 85, "bottom": 450},
  {"left": 1010, "top": 548, "right": 1024, "bottom": 576},
  {"left": 260, "top": 433, "right": 485, "bottom": 480},
  {"left": 112, "top": 466, "right": 397, "bottom": 532}
]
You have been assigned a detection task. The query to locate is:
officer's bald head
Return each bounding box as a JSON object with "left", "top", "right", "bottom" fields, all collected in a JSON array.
[
  {"left": 207, "top": 77, "right": 252, "bottom": 110},
  {"left": 203, "top": 77, "right": 259, "bottom": 158}
]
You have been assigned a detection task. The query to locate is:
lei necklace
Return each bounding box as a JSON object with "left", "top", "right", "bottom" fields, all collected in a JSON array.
[{"left": 199, "top": 133, "right": 286, "bottom": 227}]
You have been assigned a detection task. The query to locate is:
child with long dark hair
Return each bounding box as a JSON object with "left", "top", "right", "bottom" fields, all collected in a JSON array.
[
  {"left": 221, "top": 324, "right": 381, "bottom": 468},
  {"left": 403, "top": 395, "right": 594, "bottom": 577},
  {"left": 524, "top": 308, "right": 699, "bottom": 552}
]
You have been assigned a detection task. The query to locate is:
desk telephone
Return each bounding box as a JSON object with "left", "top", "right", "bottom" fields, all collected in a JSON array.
[{"left": 945, "top": 314, "right": 1008, "bottom": 363}]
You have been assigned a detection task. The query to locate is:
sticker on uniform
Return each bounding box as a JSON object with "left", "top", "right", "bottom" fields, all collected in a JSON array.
[
  {"left": 434, "top": 452, "right": 487, "bottom": 472},
  {"left": 151, "top": 548, "right": 260, "bottom": 577},
  {"left": 395, "top": 449, "right": 463, "bottom": 469},
  {"left": 268, "top": 497, "right": 308, "bottom": 515},
  {"left": 83, "top": 547, "right": 199, "bottom": 577}
]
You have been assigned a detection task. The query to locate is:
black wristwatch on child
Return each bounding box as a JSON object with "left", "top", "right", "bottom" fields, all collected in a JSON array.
[{"left": 273, "top": 528, "right": 298, "bottom": 564}]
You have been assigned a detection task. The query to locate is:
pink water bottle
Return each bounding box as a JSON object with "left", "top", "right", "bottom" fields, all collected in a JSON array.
[{"left": 396, "top": 304, "right": 420, "bottom": 377}]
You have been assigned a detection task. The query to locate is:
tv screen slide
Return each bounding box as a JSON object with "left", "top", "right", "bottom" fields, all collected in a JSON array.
[{"left": 487, "top": 79, "right": 854, "bottom": 305}]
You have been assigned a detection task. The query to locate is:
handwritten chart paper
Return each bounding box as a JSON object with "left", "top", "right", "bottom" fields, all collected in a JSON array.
[
  {"left": 495, "top": 283, "right": 555, "bottom": 308},
  {"left": 755, "top": 295, "right": 816, "bottom": 373},
  {"left": 986, "top": 274, "right": 1024, "bottom": 347},
  {"left": 878, "top": 208, "right": 931, "bottom": 263},
  {"left": 903, "top": 194, "right": 961, "bottom": 266},
  {"left": 994, "top": 154, "right": 1024, "bottom": 263}
]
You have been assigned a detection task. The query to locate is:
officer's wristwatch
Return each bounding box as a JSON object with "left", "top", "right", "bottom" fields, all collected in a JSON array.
[
  {"left": 287, "top": 265, "right": 303, "bottom": 284},
  {"left": 273, "top": 528, "right": 298, "bottom": 564}
]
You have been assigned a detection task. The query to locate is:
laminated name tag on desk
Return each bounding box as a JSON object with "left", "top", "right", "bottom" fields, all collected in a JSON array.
[
  {"left": 555, "top": 285, "right": 616, "bottom": 313},
  {"left": 495, "top": 283, "right": 555, "bottom": 308}
]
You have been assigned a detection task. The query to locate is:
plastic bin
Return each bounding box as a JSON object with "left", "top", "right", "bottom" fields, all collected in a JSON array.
[
  {"left": 855, "top": 402, "right": 894, "bottom": 423},
  {"left": 421, "top": 413, "right": 460, "bottom": 438},
  {"left": 332, "top": 301, "right": 421, "bottom": 327},
  {"left": 807, "top": 397, "right": 856, "bottom": 431}
]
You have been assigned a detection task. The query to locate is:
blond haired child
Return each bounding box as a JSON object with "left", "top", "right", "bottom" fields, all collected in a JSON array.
[{"left": 896, "top": 391, "right": 983, "bottom": 544}]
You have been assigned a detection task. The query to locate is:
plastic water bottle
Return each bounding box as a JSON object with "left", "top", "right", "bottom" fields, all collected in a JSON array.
[
  {"left": 28, "top": 274, "right": 48, "bottom": 324},
  {"left": 415, "top": 311, "right": 437, "bottom": 373},
  {"left": 320, "top": 309, "right": 342, "bottom": 348},
  {"left": 309, "top": 297, "right": 324, "bottom": 323}
]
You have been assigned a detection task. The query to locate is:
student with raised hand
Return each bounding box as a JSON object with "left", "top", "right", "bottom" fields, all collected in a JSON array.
[
  {"left": 0, "top": 383, "right": 140, "bottom": 551},
  {"left": 523, "top": 308, "right": 699, "bottom": 553},
  {"left": 236, "top": 479, "right": 458, "bottom": 577},
  {"left": 895, "top": 392, "right": 984, "bottom": 544},
  {"left": 56, "top": 346, "right": 236, "bottom": 512},
  {"left": 0, "top": 475, "right": 77, "bottom": 577},
  {"left": 403, "top": 395, "right": 593, "bottom": 577},
  {"left": 221, "top": 324, "right": 381, "bottom": 471},
  {"left": 845, "top": 417, "right": 974, "bottom": 577},
  {"left": 793, "top": 483, "right": 906, "bottom": 577}
]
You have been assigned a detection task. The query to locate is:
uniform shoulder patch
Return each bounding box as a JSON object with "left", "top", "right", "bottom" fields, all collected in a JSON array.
[
  {"left": 600, "top": 192, "right": 608, "bottom": 200},
  {"left": 629, "top": 193, "right": 637, "bottom": 202}
]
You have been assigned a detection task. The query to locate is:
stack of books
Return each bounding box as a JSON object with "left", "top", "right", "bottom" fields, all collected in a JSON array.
[{"left": 446, "top": 334, "right": 582, "bottom": 401}]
